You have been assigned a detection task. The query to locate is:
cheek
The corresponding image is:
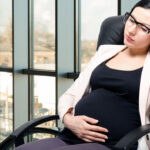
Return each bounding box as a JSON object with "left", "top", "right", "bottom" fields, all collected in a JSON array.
[
  {"left": 137, "top": 36, "right": 150, "bottom": 43},
  {"left": 135, "top": 36, "right": 150, "bottom": 47}
]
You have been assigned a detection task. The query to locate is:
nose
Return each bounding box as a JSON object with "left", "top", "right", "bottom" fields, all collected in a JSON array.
[{"left": 128, "top": 24, "right": 137, "bottom": 35}]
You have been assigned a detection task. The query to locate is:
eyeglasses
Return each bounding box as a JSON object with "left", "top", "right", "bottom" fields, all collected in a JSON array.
[{"left": 124, "top": 12, "right": 150, "bottom": 34}]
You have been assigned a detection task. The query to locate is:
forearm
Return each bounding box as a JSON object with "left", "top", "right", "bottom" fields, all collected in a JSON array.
[
  {"left": 63, "top": 112, "right": 74, "bottom": 128},
  {"left": 58, "top": 93, "right": 75, "bottom": 121}
]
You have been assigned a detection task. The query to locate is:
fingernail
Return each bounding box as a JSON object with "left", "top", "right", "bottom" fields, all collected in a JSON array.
[
  {"left": 95, "top": 120, "right": 99, "bottom": 123},
  {"left": 105, "top": 136, "right": 108, "bottom": 139},
  {"left": 102, "top": 139, "right": 105, "bottom": 142}
]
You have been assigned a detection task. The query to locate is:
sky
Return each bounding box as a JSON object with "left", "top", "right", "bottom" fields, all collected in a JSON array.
[
  {"left": 34, "top": 0, "right": 118, "bottom": 40},
  {"left": 81, "top": 0, "right": 117, "bottom": 40},
  {"left": 0, "top": 0, "right": 118, "bottom": 40},
  {"left": 0, "top": 0, "right": 12, "bottom": 26}
]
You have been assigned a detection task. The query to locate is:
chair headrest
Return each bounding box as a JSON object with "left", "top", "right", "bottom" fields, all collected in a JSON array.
[{"left": 97, "top": 15, "right": 125, "bottom": 50}]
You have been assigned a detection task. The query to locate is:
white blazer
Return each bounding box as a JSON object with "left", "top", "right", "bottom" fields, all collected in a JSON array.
[{"left": 58, "top": 45, "right": 150, "bottom": 150}]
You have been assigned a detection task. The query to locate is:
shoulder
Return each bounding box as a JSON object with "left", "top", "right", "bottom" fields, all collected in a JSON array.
[{"left": 97, "top": 44, "right": 126, "bottom": 56}]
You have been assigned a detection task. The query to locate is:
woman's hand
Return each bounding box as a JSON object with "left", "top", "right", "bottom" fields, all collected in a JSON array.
[{"left": 63, "top": 113, "right": 109, "bottom": 143}]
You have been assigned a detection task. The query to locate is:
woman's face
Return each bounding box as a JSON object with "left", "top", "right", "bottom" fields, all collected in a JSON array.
[{"left": 124, "top": 7, "right": 150, "bottom": 51}]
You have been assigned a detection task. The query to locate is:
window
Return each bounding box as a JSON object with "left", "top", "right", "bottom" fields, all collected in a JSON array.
[
  {"left": 80, "top": 0, "right": 118, "bottom": 70},
  {"left": 0, "top": 0, "right": 13, "bottom": 142},
  {"left": 121, "top": 0, "right": 139, "bottom": 14},
  {"left": 33, "top": 0, "right": 55, "bottom": 70},
  {"left": 0, "top": 73, "right": 13, "bottom": 142},
  {"left": 0, "top": 0, "right": 12, "bottom": 67},
  {"left": 33, "top": 76, "right": 56, "bottom": 118},
  {"left": 29, "top": 0, "right": 56, "bottom": 140}
]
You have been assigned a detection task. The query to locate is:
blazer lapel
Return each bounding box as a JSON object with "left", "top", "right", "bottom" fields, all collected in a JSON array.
[
  {"left": 96, "top": 45, "right": 126, "bottom": 65},
  {"left": 139, "top": 50, "right": 150, "bottom": 125}
]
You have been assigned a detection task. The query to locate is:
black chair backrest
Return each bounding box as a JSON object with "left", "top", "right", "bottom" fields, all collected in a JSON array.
[{"left": 97, "top": 15, "right": 125, "bottom": 50}]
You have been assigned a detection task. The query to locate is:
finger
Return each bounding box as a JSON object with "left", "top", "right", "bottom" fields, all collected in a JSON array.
[
  {"left": 82, "top": 116, "right": 99, "bottom": 124},
  {"left": 86, "top": 130, "right": 108, "bottom": 140},
  {"left": 88, "top": 124, "right": 109, "bottom": 133},
  {"left": 82, "top": 138, "right": 92, "bottom": 143},
  {"left": 83, "top": 135, "right": 106, "bottom": 143}
]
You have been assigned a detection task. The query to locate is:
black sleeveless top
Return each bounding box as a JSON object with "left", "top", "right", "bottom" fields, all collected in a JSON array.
[{"left": 58, "top": 61, "right": 142, "bottom": 149}]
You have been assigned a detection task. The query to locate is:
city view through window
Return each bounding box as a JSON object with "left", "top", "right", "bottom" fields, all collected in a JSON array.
[
  {"left": 0, "top": 0, "right": 12, "bottom": 68},
  {"left": 0, "top": 73, "right": 12, "bottom": 142},
  {"left": 0, "top": 0, "right": 117, "bottom": 142},
  {"left": 0, "top": 0, "right": 13, "bottom": 142},
  {"left": 34, "top": 0, "right": 55, "bottom": 70},
  {"left": 81, "top": 0, "right": 117, "bottom": 70}
]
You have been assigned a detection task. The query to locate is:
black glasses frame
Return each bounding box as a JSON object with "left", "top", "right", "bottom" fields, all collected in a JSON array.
[{"left": 124, "top": 12, "right": 150, "bottom": 34}]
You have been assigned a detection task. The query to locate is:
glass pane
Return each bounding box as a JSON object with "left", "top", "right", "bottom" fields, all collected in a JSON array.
[
  {"left": 33, "top": 76, "right": 56, "bottom": 139},
  {"left": 121, "top": 0, "right": 139, "bottom": 15},
  {"left": 33, "top": 0, "right": 55, "bottom": 70},
  {"left": 0, "top": 0, "right": 12, "bottom": 67},
  {"left": 81, "top": 0, "right": 118, "bottom": 70},
  {"left": 0, "top": 73, "right": 13, "bottom": 142}
]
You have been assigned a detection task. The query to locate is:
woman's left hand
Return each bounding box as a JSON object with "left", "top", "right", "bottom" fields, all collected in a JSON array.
[{"left": 63, "top": 113, "right": 109, "bottom": 142}]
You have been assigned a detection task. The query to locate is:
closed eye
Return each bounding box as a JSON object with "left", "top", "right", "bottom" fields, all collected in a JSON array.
[
  {"left": 129, "top": 17, "right": 135, "bottom": 24},
  {"left": 141, "top": 26, "right": 148, "bottom": 32}
]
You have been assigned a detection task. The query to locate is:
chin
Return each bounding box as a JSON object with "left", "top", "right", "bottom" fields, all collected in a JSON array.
[
  {"left": 124, "top": 39, "right": 130, "bottom": 47},
  {"left": 124, "top": 39, "right": 135, "bottom": 48}
]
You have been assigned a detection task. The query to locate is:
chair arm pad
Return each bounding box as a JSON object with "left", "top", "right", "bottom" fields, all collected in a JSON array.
[
  {"left": 0, "top": 115, "right": 60, "bottom": 149},
  {"left": 11, "top": 115, "right": 59, "bottom": 138},
  {"left": 113, "top": 124, "right": 150, "bottom": 150}
]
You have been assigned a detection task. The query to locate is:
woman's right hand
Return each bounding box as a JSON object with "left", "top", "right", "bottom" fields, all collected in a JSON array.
[{"left": 63, "top": 113, "right": 109, "bottom": 143}]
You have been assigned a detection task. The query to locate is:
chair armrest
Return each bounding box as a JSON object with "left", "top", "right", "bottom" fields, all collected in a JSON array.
[
  {"left": 0, "top": 115, "right": 60, "bottom": 149},
  {"left": 12, "top": 115, "right": 59, "bottom": 138},
  {"left": 113, "top": 124, "right": 150, "bottom": 150}
]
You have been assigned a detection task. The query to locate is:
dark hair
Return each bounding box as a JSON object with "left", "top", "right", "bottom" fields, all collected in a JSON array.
[{"left": 130, "top": 0, "right": 150, "bottom": 13}]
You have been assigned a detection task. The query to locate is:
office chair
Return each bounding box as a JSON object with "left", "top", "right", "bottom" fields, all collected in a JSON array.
[{"left": 0, "top": 15, "right": 150, "bottom": 150}]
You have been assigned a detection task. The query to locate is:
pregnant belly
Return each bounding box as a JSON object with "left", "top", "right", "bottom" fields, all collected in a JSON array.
[{"left": 74, "top": 88, "right": 141, "bottom": 142}]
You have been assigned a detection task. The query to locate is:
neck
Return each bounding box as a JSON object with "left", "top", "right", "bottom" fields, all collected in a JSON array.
[{"left": 125, "top": 47, "right": 148, "bottom": 57}]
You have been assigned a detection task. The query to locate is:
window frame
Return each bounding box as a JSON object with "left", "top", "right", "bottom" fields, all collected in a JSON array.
[{"left": 0, "top": 0, "right": 122, "bottom": 140}]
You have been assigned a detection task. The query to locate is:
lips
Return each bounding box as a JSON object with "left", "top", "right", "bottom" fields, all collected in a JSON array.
[{"left": 126, "top": 35, "right": 134, "bottom": 42}]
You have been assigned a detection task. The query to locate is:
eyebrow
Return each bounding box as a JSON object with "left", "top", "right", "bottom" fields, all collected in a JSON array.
[{"left": 131, "top": 14, "right": 150, "bottom": 27}]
